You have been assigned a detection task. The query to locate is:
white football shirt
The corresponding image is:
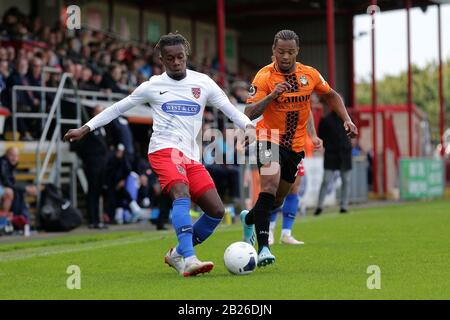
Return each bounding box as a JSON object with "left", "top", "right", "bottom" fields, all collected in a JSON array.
[{"left": 85, "top": 70, "right": 252, "bottom": 161}]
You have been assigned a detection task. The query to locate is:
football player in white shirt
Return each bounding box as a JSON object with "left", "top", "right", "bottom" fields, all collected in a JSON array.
[{"left": 64, "top": 33, "right": 255, "bottom": 277}]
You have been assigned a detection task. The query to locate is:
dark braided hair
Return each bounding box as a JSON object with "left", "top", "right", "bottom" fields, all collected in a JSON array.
[
  {"left": 156, "top": 32, "right": 191, "bottom": 56},
  {"left": 273, "top": 30, "right": 300, "bottom": 47}
]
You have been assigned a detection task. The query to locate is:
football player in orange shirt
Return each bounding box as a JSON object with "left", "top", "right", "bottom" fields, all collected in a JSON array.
[{"left": 240, "top": 30, "right": 357, "bottom": 267}]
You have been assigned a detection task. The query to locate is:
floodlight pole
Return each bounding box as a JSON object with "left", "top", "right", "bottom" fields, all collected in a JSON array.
[
  {"left": 437, "top": 4, "right": 445, "bottom": 157},
  {"left": 217, "top": 0, "right": 226, "bottom": 87},
  {"left": 326, "top": 0, "right": 336, "bottom": 88},
  {"left": 371, "top": 0, "right": 379, "bottom": 194},
  {"left": 348, "top": 14, "right": 355, "bottom": 108},
  {"left": 406, "top": 0, "right": 413, "bottom": 157}
]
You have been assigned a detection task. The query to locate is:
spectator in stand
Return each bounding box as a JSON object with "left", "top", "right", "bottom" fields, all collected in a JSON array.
[
  {"left": 27, "top": 56, "right": 42, "bottom": 87},
  {"left": 78, "top": 66, "right": 94, "bottom": 91},
  {"left": 0, "top": 183, "right": 14, "bottom": 223},
  {"left": 134, "top": 154, "right": 169, "bottom": 230},
  {"left": 230, "top": 81, "right": 250, "bottom": 104},
  {"left": 106, "top": 116, "right": 135, "bottom": 164},
  {"left": 0, "top": 147, "right": 38, "bottom": 228},
  {"left": 91, "top": 67, "right": 103, "bottom": 90},
  {"left": 100, "top": 63, "right": 128, "bottom": 95},
  {"left": 105, "top": 143, "right": 143, "bottom": 224},
  {"left": 5, "top": 47, "right": 15, "bottom": 64},
  {"left": 0, "top": 48, "right": 8, "bottom": 63},
  {"left": 0, "top": 59, "right": 10, "bottom": 106},
  {"left": 5, "top": 57, "right": 39, "bottom": 140}
]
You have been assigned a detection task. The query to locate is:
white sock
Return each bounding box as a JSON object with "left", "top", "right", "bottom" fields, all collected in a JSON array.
[
  {"left": 281, "top": 229, "right": 291, "bottom": 238},
  {"left": 185, "top": 255, "right": 197, "bottom": 264},
  {"left": 130, "top": 200, "right": 141, "bottom": 214},
  {"left": 269, "top": 221, "right": 276, "bottom": 232},
  {"left": 115, "top": 208, "right": 124, "bottom": 224}
]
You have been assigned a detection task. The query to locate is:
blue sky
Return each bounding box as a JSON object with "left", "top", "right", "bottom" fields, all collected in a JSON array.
[{"left": 354, "top": 4, "right": 450, "bottom": 81}]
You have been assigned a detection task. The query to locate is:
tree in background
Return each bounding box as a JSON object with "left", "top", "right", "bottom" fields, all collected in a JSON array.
[{"left": 357, "top": 59, "right": 450, "bottom": 144}]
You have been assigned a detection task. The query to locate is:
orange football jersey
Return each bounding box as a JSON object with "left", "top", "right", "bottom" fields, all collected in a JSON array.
[{"left": 247, "top": 62, "right": 331, "bottom": 152}]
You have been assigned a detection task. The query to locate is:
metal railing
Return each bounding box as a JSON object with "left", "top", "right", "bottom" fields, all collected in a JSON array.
[
  {"left": 36, "top": 73, "right": 80, "bottom": 188},
  {"left": 11, "top": 75, "right": 127, "bottom": 209},
  {"left": 40, "top": 66, "right": 62, "bottom": 130},
  {"left": 12, "top": 87, "right": 125, "bottom": 140}
]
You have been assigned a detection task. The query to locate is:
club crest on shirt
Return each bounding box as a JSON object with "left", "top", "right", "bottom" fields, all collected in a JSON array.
[
  {"left": 176, "top": 164, "right": 186, "bottom": 175},
  {"left": 300, "top": 76, "right": 309, "bottom": 87},
  {"left": 192, "top": 87, "right": 201, "bottom": 99}
]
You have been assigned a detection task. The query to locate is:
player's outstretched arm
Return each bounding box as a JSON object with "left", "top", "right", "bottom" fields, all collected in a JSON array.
[
  {"left": 63, "top": 81, "right": 150, "bottom": 142},
  {"left": 244, "top": 82, "right": 291, "bottom": 120},
  {"left": 319, "top": 89, "right": 358, "bottom": 138}
]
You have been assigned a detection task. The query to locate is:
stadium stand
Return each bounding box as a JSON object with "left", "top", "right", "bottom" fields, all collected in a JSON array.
[{"left": 0, "top": 5, "right": 252, "bottom": 235}]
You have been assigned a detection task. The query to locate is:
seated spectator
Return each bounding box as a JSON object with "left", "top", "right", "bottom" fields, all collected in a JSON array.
[
  {"left": 105, "top": 144, "right": 143, "bottom": 224},
  {"left": 78, "top": 66, "right": 96, "bottom": 91},
  {"left": 0, "top": 181, "right": 14, "bottom": 211},
  {"left": 134, "top": 155, "right": 169, "bottom": 230},
  {"left": 5, "top": 57, "right": 39, "bottom": 140},
  {"left": 100, "top": 63, "right": 128, "bottom": 94},
  {"left": 0, "top": 59, "right": 10, "bottom": 106},
  {"left": 0, "top": 147, "right": 38, "bottom": 229},
  {"left": 27, "top": 56, "right": 43, "bottom": 87},
  {"left": 0, "top": 184, "right": 14, "bottom": 229}
]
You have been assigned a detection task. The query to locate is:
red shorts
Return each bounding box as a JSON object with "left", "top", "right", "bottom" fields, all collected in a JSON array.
[
  {"left": 297, "top": 161, "right": 305, "bottom": 177},
  {"left": 148, "top": 148, "right": 216, "bottom": 202}
]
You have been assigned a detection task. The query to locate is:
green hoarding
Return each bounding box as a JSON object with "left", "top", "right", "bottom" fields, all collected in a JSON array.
[{"left": 399, "top": 158, "right": 445, "bottom": 200}]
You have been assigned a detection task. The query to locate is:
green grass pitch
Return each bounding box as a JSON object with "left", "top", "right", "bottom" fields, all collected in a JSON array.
[{"left": 0, "top": 200, "right": 449, "bottom": 299}]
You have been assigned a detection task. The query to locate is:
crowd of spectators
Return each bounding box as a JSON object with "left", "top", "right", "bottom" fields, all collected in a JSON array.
[{"left": 0, "top": 6, "right": 254, "bottom": 234}]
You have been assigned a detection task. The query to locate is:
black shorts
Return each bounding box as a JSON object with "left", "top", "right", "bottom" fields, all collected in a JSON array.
[{"left": 256, "top": 141, "right": 305, "bottom": 183}]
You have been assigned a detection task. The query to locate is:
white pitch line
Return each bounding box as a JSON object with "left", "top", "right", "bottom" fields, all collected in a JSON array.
[
  {"left": 0, "top": 213, "right": 345, "bottom": 263},
  {"left": 0, "top": 235, "right": 163, "bottom": 263},
  {"left": 0, "top": 226, "right": 240, "bottom": 263}
]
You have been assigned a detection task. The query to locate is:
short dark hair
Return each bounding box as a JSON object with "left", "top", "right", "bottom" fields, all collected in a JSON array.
[
  {"left": 273, "top": 30, "right": 299, "bottom": 47},
  {"left": 156, "top": 32, "right": 191, "bottom": 56}
]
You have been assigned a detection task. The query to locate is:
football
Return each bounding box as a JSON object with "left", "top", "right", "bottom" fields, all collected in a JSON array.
[{"left": 223, "top": 241, "right": 258, "bottom": 275}]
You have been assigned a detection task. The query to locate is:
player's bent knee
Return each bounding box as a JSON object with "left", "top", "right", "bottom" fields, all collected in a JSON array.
[
  {"left": 210, "top": 206, "right": 225, "bottom": 219},
  {"left": 169, "top": 183, "right": 190, "bottom": 200},
  {"left": 261, "top": 183, "right": 278, "bottom": 196}
]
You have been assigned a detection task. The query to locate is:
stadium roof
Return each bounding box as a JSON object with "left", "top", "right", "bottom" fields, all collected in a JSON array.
[{"left": 137, "top": 0, "right": 449, "bottom": 27}]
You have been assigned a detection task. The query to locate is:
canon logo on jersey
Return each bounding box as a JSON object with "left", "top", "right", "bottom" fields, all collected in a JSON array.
[{"left": 276, "top": 94, "right": 311, "bottom": 104}]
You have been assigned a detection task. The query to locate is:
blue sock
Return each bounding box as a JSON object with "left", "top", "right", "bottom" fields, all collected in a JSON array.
[
  {"left": 172, "top": 198, "right": 195, "bottom": 258},
  {"left": 282, "top": 194, "right": 299, "bottom": 230},
  {"left": 192, "top": 213, "right": 223, "bottom": 246},
  {"left": 270, "top": 207, "right": 281, "bottom": 223}
]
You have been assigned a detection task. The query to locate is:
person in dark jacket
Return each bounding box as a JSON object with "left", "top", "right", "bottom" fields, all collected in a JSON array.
[
  {"left": 314, "top": 109, "right": 353, "bottom": 215},
  {"left": 0, "top": 147, "right": 37, "bottom": 223},
  {"left": 99, "top": 63, "right": 128, "bottom": 95},
  {"left": 107, "top": 116, "right": 135, "bottom": 164},
  {"left": 105, "top": 143, "right": 143, "bottom": 224},
  {"left": 135, "top": 155, "right": 170, "bottom": 230},
  {"left": 76, "top": 106, "right": 109, "bottom": 228},
  {"left": 4, "top": 58, "right": 39, "bottom": 140}
]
